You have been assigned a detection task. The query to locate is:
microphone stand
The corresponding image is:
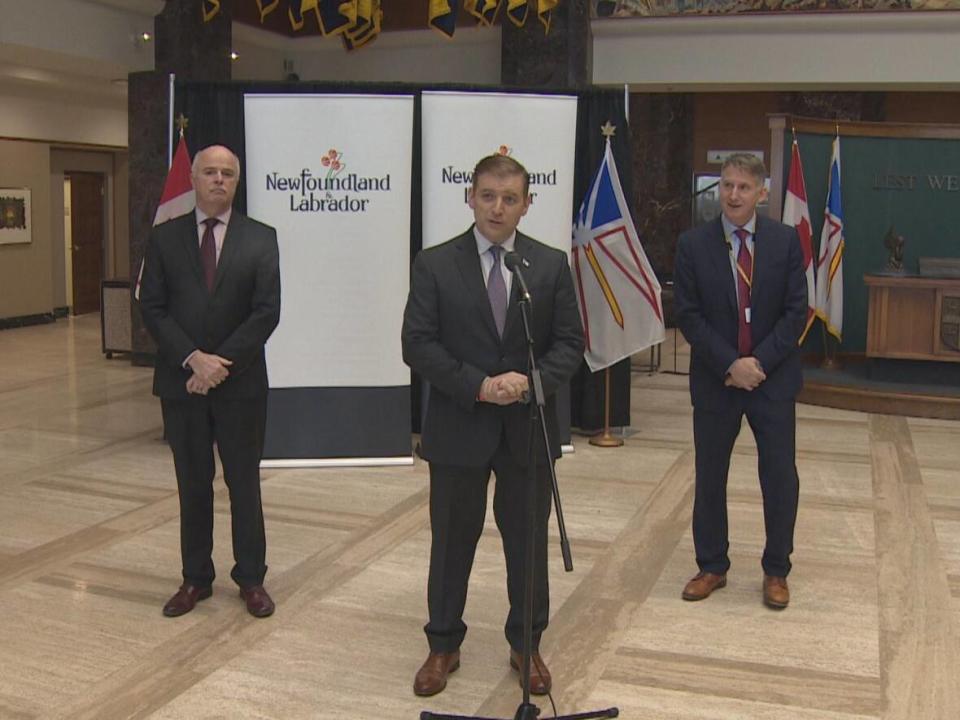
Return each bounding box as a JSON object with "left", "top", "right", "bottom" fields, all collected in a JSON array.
[{"left": 422, "top": 257, "right": 618, "bottom": 720}]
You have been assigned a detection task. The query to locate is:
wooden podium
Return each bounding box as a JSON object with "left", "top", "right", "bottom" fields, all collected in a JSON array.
[{"left": 865, "top": 274, "right": 960, "bottom": 362}]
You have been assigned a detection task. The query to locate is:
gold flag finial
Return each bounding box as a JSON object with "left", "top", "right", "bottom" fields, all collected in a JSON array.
[
  {"left": 175, "top": 113, "right": 189, "bottom": 135},
  {"left": 202, "top": 0, "right": 221, "bottom": 22},
  {"left": 600, "top": 121, "right": 616, "bottom": 138}
]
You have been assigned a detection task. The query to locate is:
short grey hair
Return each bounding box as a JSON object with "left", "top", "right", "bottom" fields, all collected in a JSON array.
[{"left": 720, "top": 153, "right": 766, "bottom": 183}]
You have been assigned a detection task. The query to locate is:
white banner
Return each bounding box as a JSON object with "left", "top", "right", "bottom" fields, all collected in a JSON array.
[
  {"left": 421, "top": 91, "right": 578, "bottom": 252},
  {"left": 244, "top": 94, "right": 414, "bottom": 388}
]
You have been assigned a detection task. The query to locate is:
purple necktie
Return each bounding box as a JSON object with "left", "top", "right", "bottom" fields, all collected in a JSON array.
[
  {"left": 487, "top": 245, "right": 507, "bottom": 337},
  {"left": 200, "top": 217, "right": 219, "bottom": 292},
  {"left": 734, "top": 227, "right": 753, "bottom": 356}
]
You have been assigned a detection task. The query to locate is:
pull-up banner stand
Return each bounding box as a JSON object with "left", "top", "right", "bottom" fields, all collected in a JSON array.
[
  {"left": 420, "top": 91, "right": 579, "bottom": 448},
  {"left": 421, "top": 91, "right": 578, "bottom": 252},
  {"left": 245, "top": 93, "right": 415, "bottom": 466}
]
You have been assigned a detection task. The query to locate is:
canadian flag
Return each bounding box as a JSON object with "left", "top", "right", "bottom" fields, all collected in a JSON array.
[
  {"left": 781, "top": 137, "right": 816, "bottom": 343},
  {"left": 153, "top": 133, "right": 195, "bottom": 225},
  {"left": 135, "top": 134, "right": 194, "bottom": 299}
]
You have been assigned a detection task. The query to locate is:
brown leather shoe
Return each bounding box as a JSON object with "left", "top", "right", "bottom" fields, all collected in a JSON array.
[
  {"left": 763, "top": 575, "right": 789, "bottom": 609},
  {"left": 239, "top": 585, "right": 275, "bottom": 618},
  {"left": 413, "top": 651, "right": 460, "bottom": 697},
  {"left": 681, "top": 571, "right": 727, "bottom": 601},
  {"left": 162, "top": 583, "right": 212, "bottom": 617},
  {"left": 509, "top": 649, "right": 552, "bottom": 695}
]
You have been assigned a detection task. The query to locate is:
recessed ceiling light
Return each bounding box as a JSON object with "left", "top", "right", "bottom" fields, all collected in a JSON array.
[{"left": 230, "top": 51, "right": 239, "bottom": 61}]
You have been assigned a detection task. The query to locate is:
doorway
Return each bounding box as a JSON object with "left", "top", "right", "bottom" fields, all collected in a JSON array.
[{"left": 66, "top": 172, "right": 106, "bottom": 316}]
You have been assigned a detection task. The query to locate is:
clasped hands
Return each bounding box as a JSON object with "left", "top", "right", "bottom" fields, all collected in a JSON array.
[
  {"left": 185, "top": 351, "right": 232, "bottom": 395},
  {"left": 479, "top": 371, "right": 529, "bottom": 406},
  {"left": 724, "top": 357, "right": 766, "bottom": 391}
]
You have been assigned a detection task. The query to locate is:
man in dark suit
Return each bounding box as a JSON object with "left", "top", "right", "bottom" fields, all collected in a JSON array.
[
  {"left": 140, "top": 144, "right": 281, "bottom": 619},
  {"left": 674, "top": 153, "right": 806, "bottom": 610},
  {"left": 402, "top": 154, "right": 584, "bottom": 696}
]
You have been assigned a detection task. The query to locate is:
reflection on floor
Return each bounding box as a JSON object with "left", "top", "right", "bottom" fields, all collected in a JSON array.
[{"left": 0, "top": 316, "right": 957, "bottom": 719}]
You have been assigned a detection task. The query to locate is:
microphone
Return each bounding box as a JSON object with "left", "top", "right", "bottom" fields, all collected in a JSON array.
[{"left": 503, "top": 251, "right": 531, "bottom": 303}]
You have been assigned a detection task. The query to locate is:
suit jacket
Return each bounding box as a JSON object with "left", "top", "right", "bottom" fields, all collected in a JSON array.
[
  {"left": 673, "top": 214, "right": 807, "bottom": 410},
  {"left": 139, "top": 211, "right": 281, "bottom": 400},
  {"left": 401, "top": 228, "right": 585, "bottom": 467}
]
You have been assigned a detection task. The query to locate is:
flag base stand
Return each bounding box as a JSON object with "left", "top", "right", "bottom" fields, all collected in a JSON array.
[
  {"left": 589, "top": 431, "right": 623, "bottom": 448},
  {"left": 588, "top": 367, "right": 623, "bottom": 448},
  {"left": 820, "top": 327, "right": 842, "bottom": 371},
  {"left": 820, "top": 355, "right": 842, "bottom": 371}
]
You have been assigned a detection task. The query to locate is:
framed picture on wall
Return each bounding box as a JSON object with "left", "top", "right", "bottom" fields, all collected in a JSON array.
[
  {"left": 692, "top": 173, "right": 770, "bottom": 226},
  {"left": 0, "top": 188, "right": 31, "bottom": 245}
]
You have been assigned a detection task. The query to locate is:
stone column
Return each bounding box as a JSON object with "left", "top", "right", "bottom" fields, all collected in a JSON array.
[
  {"left": 629, "top": 93, "right": 695, "bottom": 284},
  {"left": 129, "top": 0, "right": 232, "bottom": 363},
  {"left": 501, "top": 1, "right": 591, "bottom": 88}
]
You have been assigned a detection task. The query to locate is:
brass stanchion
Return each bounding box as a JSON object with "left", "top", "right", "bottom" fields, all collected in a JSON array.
[
  {"left": 820, "top": 325, "right": 842, "bottom": 370},
  {"left": 589, "top": 366, "right": 623, "bottom": 447}
]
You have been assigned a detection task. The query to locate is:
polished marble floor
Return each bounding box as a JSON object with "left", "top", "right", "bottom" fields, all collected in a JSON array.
[{"left": 0, "top": 316, "right": 957, "bottom": 720}]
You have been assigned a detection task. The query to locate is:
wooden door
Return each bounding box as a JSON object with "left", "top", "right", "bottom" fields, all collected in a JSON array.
[{"left": 69, "top": 172, "right": 105, "bottom": 315}]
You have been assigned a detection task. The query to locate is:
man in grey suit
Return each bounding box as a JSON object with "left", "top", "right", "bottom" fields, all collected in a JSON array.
[
  {"left": 402, "top": 154, "right": 584, "bottom": 697},
  {"left": 140, "top": 144, "right": 281, "bottom": 619},
  {"left": 674, "top": 153, "right": 806, "bottom": 610}
]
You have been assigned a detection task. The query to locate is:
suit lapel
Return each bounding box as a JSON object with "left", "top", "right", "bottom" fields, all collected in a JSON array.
[
  {"left": 501, "top": 233, "right": 530, "bottom": 340},
  {"left": 179, "top": 214, "right": 207, "bottom": 291},
  {"left": 453, "top": 230, "right": 500, "bottom": 341},
  {"left": 212, "top": 213, "right": 241, "bottom": 294},
  {"left": 751, "top": 215, "right": 766, "bottom": 301},
  {"left": 707, "top": 218, "right": 737, "bottom": 313}
]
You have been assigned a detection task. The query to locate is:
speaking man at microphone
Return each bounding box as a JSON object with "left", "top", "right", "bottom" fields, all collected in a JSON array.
[{"left": 402, "top": 154, "right": 584, "bottom": 697}]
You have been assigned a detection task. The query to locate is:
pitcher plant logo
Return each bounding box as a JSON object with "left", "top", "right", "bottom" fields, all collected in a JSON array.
[
  {"left": 320, "top": 148, "right": 345, "bottom": 180},
  {"left": 263, "top": 146, "right": 391, "bottom": 214}
]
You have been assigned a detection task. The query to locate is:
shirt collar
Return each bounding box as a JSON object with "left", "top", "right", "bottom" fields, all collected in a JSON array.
[
  {"left": 195, "top": 207, "right": 232, "bottom": 228},
  {"left": 473, "top": 225, "right": 516, "bottom": 256},
  {"left": 721, "top": 213, "right": 756, "bottom": 240}
]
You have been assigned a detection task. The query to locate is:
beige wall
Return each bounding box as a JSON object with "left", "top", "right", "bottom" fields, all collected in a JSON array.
[
  {"left": 0, "top": 139, "right": 53, "bottom": 319},
  {"left": 49, "top": 149, "right": 128, "bottom": 310},
  {"left": 113, "top": 151, "right": 129, "bottom": 279}
]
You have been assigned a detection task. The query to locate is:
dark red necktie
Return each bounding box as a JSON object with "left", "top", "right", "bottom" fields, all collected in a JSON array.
[
  {"left": 200, "top": 217, "right": 219, "bottom": 292},
  {"left": 734, "top": 227, "right": 753, "bottom": 356}
]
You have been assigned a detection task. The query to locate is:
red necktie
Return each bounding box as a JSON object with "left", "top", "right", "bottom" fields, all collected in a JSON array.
[
  {"left": 734, "top": 227, "right": 753, "bottom": 356},
  {"left": 200, "top": 217, "right": 219, "bottom": 292}
]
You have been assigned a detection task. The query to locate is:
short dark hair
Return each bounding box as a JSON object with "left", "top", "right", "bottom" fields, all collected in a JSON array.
[
  {"left": 472, "top": 154, "right": 530, "bottom": 196},
  {"left": 720, "top": 153, "right": 766, "bottom": 183}
]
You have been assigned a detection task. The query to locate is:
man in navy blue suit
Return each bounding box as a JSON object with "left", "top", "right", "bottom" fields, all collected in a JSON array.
[{"left": 674, "top": 153, "right": 806, "bottom": 610}]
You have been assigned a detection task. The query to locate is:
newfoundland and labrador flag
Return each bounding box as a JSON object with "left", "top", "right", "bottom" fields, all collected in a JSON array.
[
  {"left": 815, "top": 134, "right": 845, "bottom": 341},
  {"left": 572, "top": 138, "right": 664, "bottom": 371}
]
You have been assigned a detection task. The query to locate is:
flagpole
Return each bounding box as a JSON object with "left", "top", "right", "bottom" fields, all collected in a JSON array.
[
  {"left": 167, "top": 73, "right": 175, "bottom": 168},
  {"left": 589, "top": 367, "right": 623, "bottom": 448}
]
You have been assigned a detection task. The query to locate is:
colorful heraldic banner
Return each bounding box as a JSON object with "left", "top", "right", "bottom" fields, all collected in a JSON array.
[
  {"left": 245, "top": 94, "right": 414, "bottom": 390},
  {"left": 421, "top": 91, "right": 578, "bottom": 252}
]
